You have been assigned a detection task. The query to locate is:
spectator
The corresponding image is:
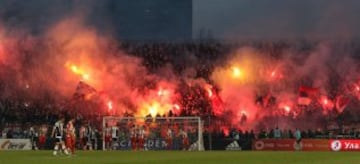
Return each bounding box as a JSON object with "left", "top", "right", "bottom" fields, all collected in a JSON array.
[
  {"left": 274, "top": 127, "right": 281, "bottom": 139},
  {"left": 294, "top": 128, "right": 302, "bottom": 144},
  {"left": 288, "top": 129, "right": 294, "bottom": 138},
  {"left": 282, "top": 129, "right": 289, "bottom": 138}
]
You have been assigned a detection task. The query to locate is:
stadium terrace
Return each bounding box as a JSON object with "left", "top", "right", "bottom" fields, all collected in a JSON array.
[{"left": 1, "top": 1, "right": 360, "bottom": 163}]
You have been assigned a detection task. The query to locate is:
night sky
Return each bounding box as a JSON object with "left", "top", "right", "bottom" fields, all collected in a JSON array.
[
  {"left": 194, "top": 0, "right": 360, "bottom": 40},
  {"left": 1, "top": 0, "right": 360, "bottom": 40}
]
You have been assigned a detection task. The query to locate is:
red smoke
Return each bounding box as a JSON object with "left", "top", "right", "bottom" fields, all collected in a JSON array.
[{"left": 1, "top": 17, "right": 360, "bottom": 133}]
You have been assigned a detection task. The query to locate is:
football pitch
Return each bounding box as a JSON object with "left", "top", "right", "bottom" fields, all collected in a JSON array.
[{"left": 1, "top": 151, "right": 360, "bottom": 164}]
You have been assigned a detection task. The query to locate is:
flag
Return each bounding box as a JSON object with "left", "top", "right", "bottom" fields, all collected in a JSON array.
[
  {"left": 263, "top": 94, "right": 271, "bottom": 107},
  {"left": 297, "top": 97, "right": 311, "bottom": 106},
  {"left": 211, "top": 91, "right": 224, "bottom": 115},
  {"left": 72, "top": 81, "right": 97, "bottom": 101},
  {"left": 297, "top": 86, "right": 319, "bottom": 106},
  {"left": 206, "top": 85, "right": 224, "bottom": 115},
  {"left": 255, "top": 93, "right": 276, "bottom": 107},
  {"left": 335, "top": 95, "right": 350, "bottom": 113},
  {"left": 299, "top": 86, "right": 319, "bottom": 97}
]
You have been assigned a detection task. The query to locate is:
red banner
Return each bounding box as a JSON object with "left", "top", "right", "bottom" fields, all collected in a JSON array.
[
  {"left": 253, "top": 139, "right": 329, "bottom": 151},
  {"left": 330, "top": 140, "right": 360, "bottom": 151}
]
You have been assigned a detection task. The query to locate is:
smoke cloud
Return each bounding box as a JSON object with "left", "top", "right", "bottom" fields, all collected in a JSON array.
[{"left": 1, "top": 1, "right": 360, "bottom": 133}]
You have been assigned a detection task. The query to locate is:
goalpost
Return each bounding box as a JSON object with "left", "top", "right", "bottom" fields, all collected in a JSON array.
[{"left": 102, "top": 116, "right": 204, "bottom": 151}]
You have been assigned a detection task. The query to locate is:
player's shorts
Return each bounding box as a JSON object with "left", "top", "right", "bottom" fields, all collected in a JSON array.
[
  {"left": 105, "top": 136, "right": 111, "bottom": 143},
  {"left": 39, "top": 135, "right": 46, "bottom": 144},
  {"left": 138, "top": 138, "right": 145, "bottom": 147},
  {"left": 84, "top": 137, "right": 90, "bottom": 144},
  {"left": 91, "top": 139, "right": 97, "bottom": 145},
  {"left": 130, "top": 137, "right": 137, "bottom": 144},
  {"left": 183, "top": 138, "right": 189, "bottom": 146},
  {"left": 66, "top": 136, "right": 72, "bottom": 146},
  {"left": 54, "top": 137, "right": 63, "bottom": 143}
]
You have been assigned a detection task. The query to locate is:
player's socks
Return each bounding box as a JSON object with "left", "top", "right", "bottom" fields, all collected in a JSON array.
[
  {"left": 53, "top": 145, "right": 59, "bottom": 156},
  {"left": 71, "top": 145, "right": 75, "bottom": 154},
  {"left": 62, "top": 145, "right": 69, "bottom": 155}
]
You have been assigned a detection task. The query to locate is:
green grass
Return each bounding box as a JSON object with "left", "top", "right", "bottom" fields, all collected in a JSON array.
[{"left": 1, "top": 151, "right": 360, "bottom": 164}]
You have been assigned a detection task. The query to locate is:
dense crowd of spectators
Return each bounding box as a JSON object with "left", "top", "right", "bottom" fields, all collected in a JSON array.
[{"left": 2, "top": 40, "right": 360, "bottom": 150}]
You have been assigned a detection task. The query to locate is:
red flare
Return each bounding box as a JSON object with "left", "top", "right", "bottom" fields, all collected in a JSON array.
[
  {"left": 173, "top": 104, "right": 180, "bottom": 110},
  {"left": 319, "top": 96, "right": 334, "bottom": 110},
  {"left": 107, "top": 101, "right": 113, "bottom": 110},
  {"left": 204, "top": 84, "right": 213, "bottom": 98},
  {"left": 355, "top": 85, "right": 360, "bottom": 92},
  {"left": 283, "top": 105, "right": 291, "bottom": 112},
  {"left": 271, "top": 71, "right": 276, "bottom": 77}
]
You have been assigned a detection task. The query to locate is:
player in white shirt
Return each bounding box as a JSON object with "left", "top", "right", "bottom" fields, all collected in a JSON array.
[
  {"left": 90, "top": 127, "right": 98, "bottom": 150},
  {"left": 111, "top": 125, "right": 119, "bottom": 150},
  {"left": 84, "top": 123, "right": 93, "bottom": 150},
  {"left": 29, "top": 126, "right": 38, "bottom": 150},
  {"left": 51, "top": 118, "right": 68, "bottom": 156}
]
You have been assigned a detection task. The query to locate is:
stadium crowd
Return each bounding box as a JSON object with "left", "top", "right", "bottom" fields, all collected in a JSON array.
[{"left": 2, "top": 41, "right": 360, "bottom": 151}]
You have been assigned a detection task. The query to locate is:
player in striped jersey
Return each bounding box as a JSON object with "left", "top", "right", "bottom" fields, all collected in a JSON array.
[
  {"left": 111, "top": 124, "right": 119, "bottom": 150},
  {"left": 51, "top": 118, "right": 69, "bottom": 156}
]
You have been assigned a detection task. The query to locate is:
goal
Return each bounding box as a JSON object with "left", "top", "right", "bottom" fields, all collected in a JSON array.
[{"left": 102, "top": 116, "right": 204, "bottom": 151}]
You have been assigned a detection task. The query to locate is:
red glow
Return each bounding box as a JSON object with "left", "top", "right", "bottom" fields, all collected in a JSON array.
[
  {"left": 319, "top": 96, "right": 334, "bottom": 110},
  {"left": 157, "top": 89, "right": 163, "bottom": 96},
  {"left": 173, "top": 104, "right": 180, "bottom": 110},
  {"left": 278, "top": 102, "right": 292, "bottom": 114},
  {"left": 355, "top": 85, "right": 360, "bottom": 92},
  {"left": 267, "top": 68, "right": 284, "bottom": 81},
  {"left": 204, "top": 85, "right": 213, "bottom": 98},
  {"left": 271, "top": 71, "right": 276, "bottom": 77},
  {"left": 107, "top": 101, "right": 113, "bottom": 110},
  {"left": 284, "top": 105, "right": 291, "bottom": 112},
  {"left": 241, "top": 110, "right": 247, "bottom": 116},
  {"left": 220, "top": 126, "right": 230, "bottom": 136},
  {"left": 157, "top": 88, "right": 170, "bottom": 97},
  {"left": 321, "top": 97, "right": 329, "bottom": 106}
]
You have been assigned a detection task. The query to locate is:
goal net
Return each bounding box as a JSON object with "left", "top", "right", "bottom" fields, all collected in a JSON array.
[{"left": 102, "top": 116, "right": 204, "bottom": 151}]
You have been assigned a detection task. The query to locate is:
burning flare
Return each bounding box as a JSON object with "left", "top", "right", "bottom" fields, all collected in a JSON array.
[
  {"left": 65, "top": 62, "right": 90, "bottom": 81},
  {"left": 231, "top": 66, "right": 242, "bottom": 78}
]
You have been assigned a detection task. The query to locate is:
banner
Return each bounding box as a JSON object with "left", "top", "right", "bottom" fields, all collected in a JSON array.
[
  {"left": 113, "top": 139, "right": 168, "bottom": 150},
  {"left": 111, "top": 138, "right": 193, "bottom": 150},
  {"left": 0, "top": 139, "right": 32, "bottom": 150},
  {"left": 225, "top": 141, "right": 241, "bottom": 150},
  {"left": 330, "top": 140, "right": 360, "bottom": 151},
  {"left": 253, "top": 139, "right": 329, "bottom": 151}
]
